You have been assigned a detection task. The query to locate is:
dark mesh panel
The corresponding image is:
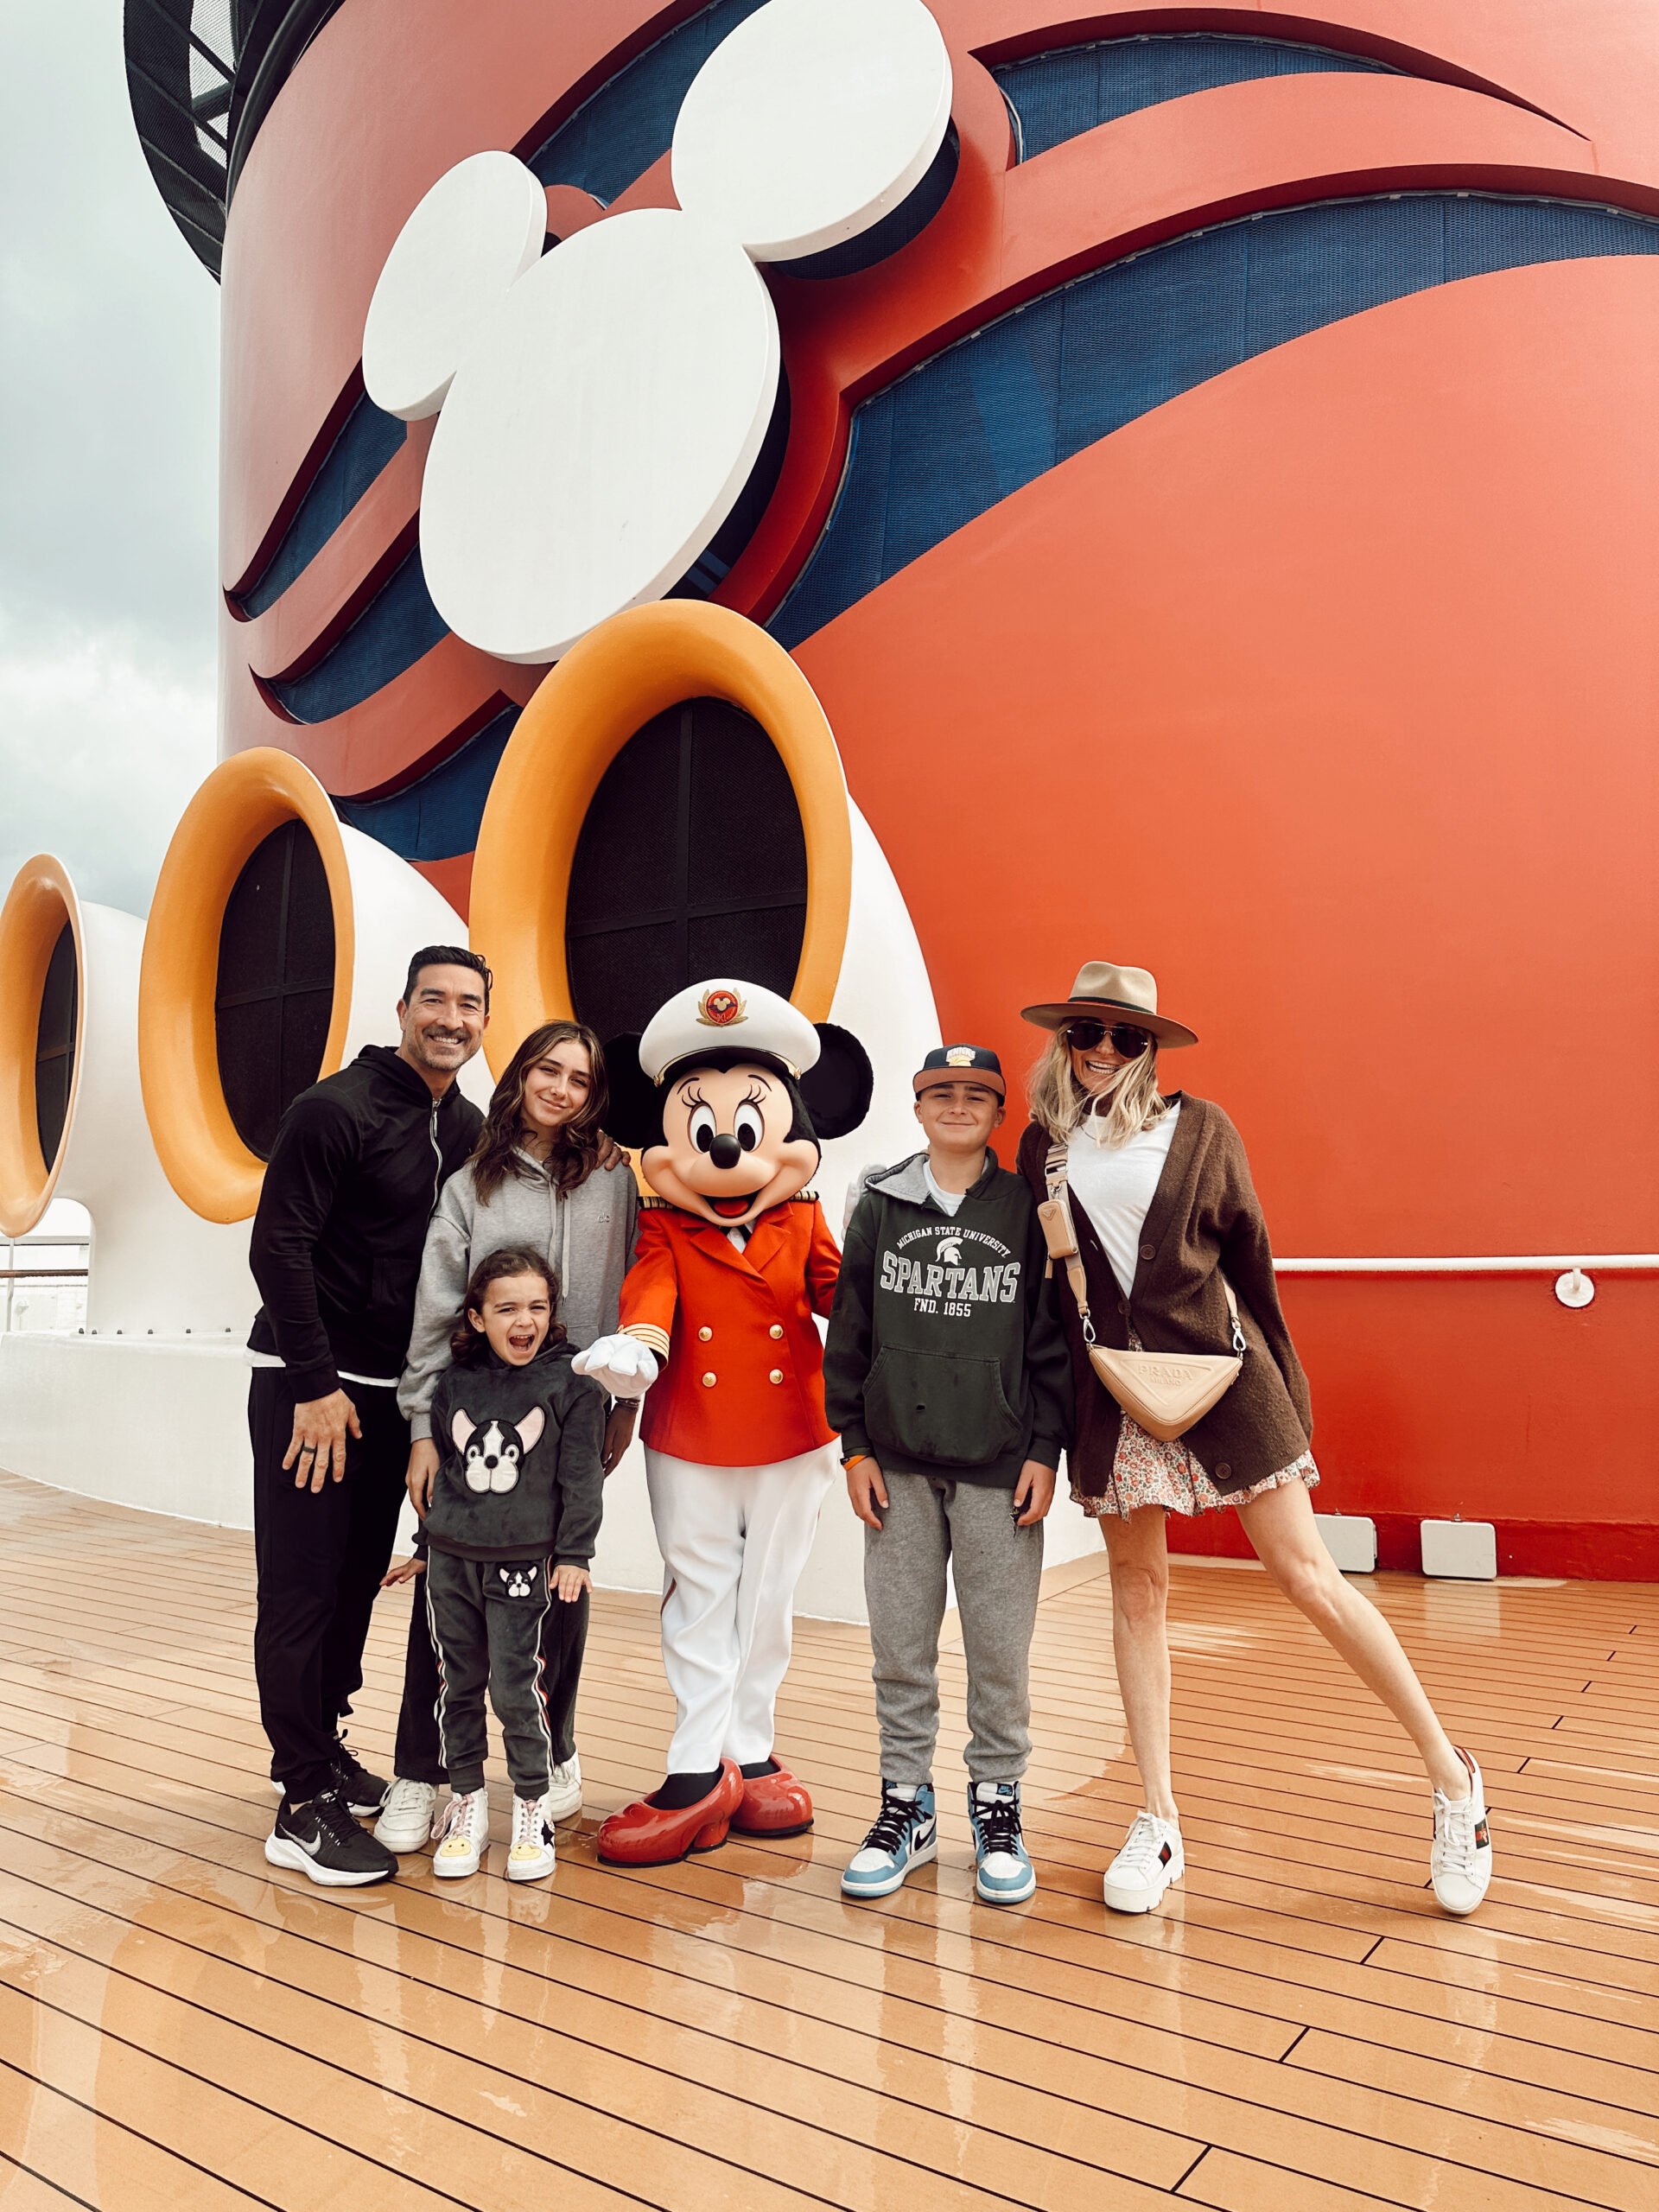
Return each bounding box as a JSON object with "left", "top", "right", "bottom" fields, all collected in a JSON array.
[
  {"left": 336, "top": 705, "right": 519, "bottom": 861},
  {"left": 270, "top": 547, "right": 447, "bottom": 722},
  {"left": 994, "top": 34, "right": 1392, "bottom": 164},
  {"left": 686, "top": 702, "right": 806, "bottom": 903},
  {"left": 214, "top": 819, "right": 336, "bottom": 1159},
  {"left": 568, "top": 712, "right": 682, "bottom": 928},
  {"left": 526, "top": 0, "right": 768, "bottom": 203},
  {"left": 771, "top": 193, "right": 1659, "bottom": 648},
  {"left": 566, "top": 699, "right": 806, "bottom": 1039},
  {"left": 568, "top": 922, "right": 685, "bottom": 1039},
  {"left": 687, "top": 906, "right": 804, "bottom": 983},
  {"left": 238, "top": 394, "right": 407, "bottom": 614},
  {"left": 34, "top": 925, "right": 78, "bottom": 1171}
]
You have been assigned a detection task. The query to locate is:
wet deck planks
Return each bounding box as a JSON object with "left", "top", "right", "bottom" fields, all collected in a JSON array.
[{"left": 0, "top": 1468, "right": 1652, "bottom": 2210}]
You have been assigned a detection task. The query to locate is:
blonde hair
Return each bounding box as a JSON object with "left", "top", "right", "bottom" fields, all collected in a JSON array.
[{"left": 1027, "top": 1027, "right": 1169, "bottom": 1148}]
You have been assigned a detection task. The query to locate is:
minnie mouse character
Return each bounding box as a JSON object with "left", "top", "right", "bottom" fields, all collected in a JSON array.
[{"left": 575, "top": 978, "right": 872, "bottom": 1865}]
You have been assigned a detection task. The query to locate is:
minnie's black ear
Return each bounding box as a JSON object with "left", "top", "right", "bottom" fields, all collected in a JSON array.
[
  {"left": 599, "top": 1035, "right": 663, "bottom": 1152},
  {"left": 800, "top": 1023, "right": 874, "bottom": 1141}
]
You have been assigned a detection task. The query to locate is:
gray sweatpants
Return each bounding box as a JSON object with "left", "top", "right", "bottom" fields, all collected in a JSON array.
[
  {"left": 863, "top": 1471, "right": 1045, "bottom": 1787},
  {"left": 424, "top": 1549, "right": 555, "bottom": 1798}
]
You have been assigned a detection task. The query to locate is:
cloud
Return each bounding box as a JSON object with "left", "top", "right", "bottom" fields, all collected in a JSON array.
[
  {"left": 1, "top": 0, "right": 221, "bottom": 914},
  {"left": 0, "top": 618, "right": 214, "bottom": 913}
]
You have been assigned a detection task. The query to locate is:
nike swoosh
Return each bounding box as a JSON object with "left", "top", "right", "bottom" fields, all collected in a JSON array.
[{"left": 289, "top": 1827, "right": 322, "bottom": 1857}]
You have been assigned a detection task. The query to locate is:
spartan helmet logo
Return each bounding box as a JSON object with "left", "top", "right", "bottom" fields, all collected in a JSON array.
[{"left": 937, "top": 1233, "right": 965, "bottom": 1266}]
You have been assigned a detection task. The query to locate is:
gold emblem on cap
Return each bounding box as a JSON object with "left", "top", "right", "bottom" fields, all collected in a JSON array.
[
  {"left": 696, "top": 986, "right": 747, "bottom": 1029},
  {"left": 944, "top": 1045, "right": 976, "bottom": 1066}
]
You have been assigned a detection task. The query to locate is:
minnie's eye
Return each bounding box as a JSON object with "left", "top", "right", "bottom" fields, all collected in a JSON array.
[
  {"left": 734, "top": 1103, "right": 764, "bottom": 1153},
  {"left": 689, "top": 1103, "right": 717, "bottom": 1153}
]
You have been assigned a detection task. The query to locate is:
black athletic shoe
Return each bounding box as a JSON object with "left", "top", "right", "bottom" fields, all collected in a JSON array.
[
  {"left": 329, "top": 1738, "right": 390, "bottom": 1816},
  {"left": 264, "top": 1788, "right": 397, "bottom": 1887}
]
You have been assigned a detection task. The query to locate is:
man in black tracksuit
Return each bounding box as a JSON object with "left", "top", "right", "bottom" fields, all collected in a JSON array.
[
  {"left": 252, "top": 945, "right": 488, "bottom": 1887},
  {"left": 825, "top": 1046, "right": 1072, "bottom": 1904}
]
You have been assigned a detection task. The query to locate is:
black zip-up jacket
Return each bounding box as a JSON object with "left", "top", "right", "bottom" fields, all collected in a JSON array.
[
  {"left": 248, "top": 1046, "right": 484, "bottom": 1399},
  {"left": 824, "top": 1150, "right": 1073, "bottom": 1487},
  {"left": 426, "top": 1339, "right": 606, "bottom": 1563}
]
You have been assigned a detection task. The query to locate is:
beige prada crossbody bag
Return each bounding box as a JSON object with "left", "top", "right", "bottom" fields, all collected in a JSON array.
[{"left": 1038, "top": 1142, "right": 1246, "bottom": 1443}]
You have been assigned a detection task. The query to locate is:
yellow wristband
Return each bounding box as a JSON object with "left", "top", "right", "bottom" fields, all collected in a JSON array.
[{"left": 842, "top": 1452, "right": 869, "bottom": 1471}]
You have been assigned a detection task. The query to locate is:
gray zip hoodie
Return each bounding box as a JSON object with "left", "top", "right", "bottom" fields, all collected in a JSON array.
[{"left": 398, "top": 1151, "right": 639, "bottom": 1440}]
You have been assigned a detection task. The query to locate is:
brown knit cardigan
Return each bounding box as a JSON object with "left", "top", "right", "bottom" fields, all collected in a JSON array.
[{"left": 1016, "top": 1096, "right": 1312, "bottom": 1499}]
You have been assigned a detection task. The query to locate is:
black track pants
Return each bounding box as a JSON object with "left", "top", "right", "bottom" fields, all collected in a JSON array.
[
  {"left": 250, "top": 1368, "right": 409, "bottom": 1801},
  {"left": 423, "top": 1553, "right": 559, "bottom": 1797},
  {"left": 395, "top": 1557, "right": 588, "bottom": 1783}
]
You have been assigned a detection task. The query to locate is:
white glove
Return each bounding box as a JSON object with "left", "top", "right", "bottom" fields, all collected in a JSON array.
[{"left": 572, "top": 1334, "right": 660, "bottom": 1400}]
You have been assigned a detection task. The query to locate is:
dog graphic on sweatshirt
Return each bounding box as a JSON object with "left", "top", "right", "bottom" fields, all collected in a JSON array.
[{"left": 451, "top": 1408, "right": 546, "bottom": 1496}]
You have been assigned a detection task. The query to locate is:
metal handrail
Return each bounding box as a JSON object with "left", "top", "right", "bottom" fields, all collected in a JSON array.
[{"left": 1274, "top": 1255, "right": 1659, "bottom": 1274}]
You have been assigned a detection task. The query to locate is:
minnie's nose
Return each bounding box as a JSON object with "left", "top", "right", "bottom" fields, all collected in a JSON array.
[{"left": 709, "top": 1133, "right": 743, "bottom": 1171}]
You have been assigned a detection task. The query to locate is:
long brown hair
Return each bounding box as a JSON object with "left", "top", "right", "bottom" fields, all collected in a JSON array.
[
  {"left": 470, "top": 1020, "right": 609, "bottom": 1201},
  {"left": 448, "top": 1247, "right": 563, "bottom": 1364}
]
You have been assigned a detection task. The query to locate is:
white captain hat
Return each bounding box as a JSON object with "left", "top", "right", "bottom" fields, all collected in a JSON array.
[{"left": 640, "top": 979, "right": 821, "bottom": 1084}]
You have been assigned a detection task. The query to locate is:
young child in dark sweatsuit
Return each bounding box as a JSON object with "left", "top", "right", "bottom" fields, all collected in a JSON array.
[{"left": 417, "top": 1245, "right": 605, "bottom": 1883}]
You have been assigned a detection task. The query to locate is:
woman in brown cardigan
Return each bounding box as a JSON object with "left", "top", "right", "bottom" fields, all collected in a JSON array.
[{"left": 1017, "top": 963, "right": 1491, "bottom": 1918}]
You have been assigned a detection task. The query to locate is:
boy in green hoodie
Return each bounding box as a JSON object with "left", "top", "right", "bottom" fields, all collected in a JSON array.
[{"left": 825, "top": 1046, "right": 1072, "bottom": 1904}]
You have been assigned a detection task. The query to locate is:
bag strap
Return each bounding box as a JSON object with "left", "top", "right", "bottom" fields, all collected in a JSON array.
[
  {"left": 1044, "top": 1141, "right": 1244, "bottom": 1354},
  {"left": 1043, "top": 1143, "right": 1099, "bottom": 1344}
]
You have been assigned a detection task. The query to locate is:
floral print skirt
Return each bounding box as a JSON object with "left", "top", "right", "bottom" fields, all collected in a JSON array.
[{"left": 1072, "top": 1331, "right": 1320, "bottom": 1522}]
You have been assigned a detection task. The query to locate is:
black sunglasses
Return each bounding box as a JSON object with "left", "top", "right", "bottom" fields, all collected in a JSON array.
[{"left": 1062, "top": 1018, "right": 1154, "bottom": 1058}]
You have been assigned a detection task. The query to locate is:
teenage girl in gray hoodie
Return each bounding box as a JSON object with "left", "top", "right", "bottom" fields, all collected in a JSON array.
[{"left": 375, "top": 1020, "right": 639, "bottom": 1854}]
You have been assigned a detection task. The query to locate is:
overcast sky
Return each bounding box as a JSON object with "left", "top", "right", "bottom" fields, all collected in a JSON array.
[{"left": 1, "top": 2, "right": 220, "bottom": 915}]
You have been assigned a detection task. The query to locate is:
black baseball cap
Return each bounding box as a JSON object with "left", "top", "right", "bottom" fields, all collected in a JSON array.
[{"left": 912, "top": 1045, "right": 1006, "bottom": 1098}]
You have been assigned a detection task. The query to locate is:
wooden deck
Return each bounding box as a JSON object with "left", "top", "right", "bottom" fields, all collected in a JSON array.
[{"left": 0, "top": 1467, "right": 1653, "bottom": 2212}]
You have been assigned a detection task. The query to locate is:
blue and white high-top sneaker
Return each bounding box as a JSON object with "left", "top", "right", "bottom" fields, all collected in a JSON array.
[
  {"left": 841, "top": 1781, "right": 938, "bottom": 1899},
  {"left": 968, "top": 1780, "right": 1037, "bottom": 1904}
]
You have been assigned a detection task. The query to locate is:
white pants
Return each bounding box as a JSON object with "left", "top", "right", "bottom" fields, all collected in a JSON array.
[{"left": 645, "top": 1445, "right": 836, "bottom": 1773}]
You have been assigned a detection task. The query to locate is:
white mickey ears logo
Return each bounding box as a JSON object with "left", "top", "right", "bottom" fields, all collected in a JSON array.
[
  {"left": 671, "top": 0, "right": 955, "bottom": 262},
  {"left": 362, "top": 152, "right": 547, "bottom": 421},
  {"left": 361, "top": 0, "right": 952, "bottom": 665}
]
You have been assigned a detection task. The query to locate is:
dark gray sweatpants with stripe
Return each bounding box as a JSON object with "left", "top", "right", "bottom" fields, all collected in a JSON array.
[{"left": 424, "top": 1550, "right": 554, "bottom": 1798}]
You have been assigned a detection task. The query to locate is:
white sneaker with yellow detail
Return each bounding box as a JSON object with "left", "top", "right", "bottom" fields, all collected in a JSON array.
[
  {"left": 432, "top": 1787, "right": 489, "bottom": 1878},
  {"left": 508, "top": 1792, "right": 557, "bottom": 1881}
]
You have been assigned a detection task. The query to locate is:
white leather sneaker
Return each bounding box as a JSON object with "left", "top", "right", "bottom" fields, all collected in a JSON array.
[
  {"left": 432, "top": 1788, "right": 489, "bottom": 1878},
  {"left": 1431, "top": 1749, "right": 1493, "bottom": 1916},
  {"left": 545, "top": 1752, "right": 582, "bottom": 1822},
  {"left": 1102, "top": 1811, "right": 1184, "bottom": 1913},
  {"left": 373, "top": 1777, "right": 439, "bottom": 1853},
  {"left": 508, "top": 1793, "right": 557, "bottom": 1882}
]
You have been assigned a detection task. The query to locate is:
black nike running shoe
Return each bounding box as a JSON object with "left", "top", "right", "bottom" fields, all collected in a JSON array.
[{"left": 264, "top": 1787, "right": 397, "bottom": 1886}]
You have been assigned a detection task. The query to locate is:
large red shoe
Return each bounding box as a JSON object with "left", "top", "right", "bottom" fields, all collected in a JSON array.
[
  {"left": 730, "top": 1761, "right": 814, "bottom": 1838},
  {"left": 595, "top": 1760, "right": 743, "bottom": 1866}
]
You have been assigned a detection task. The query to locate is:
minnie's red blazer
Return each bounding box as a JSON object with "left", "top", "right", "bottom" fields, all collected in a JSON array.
[{"left": 620, "top": 1198, "right": 841, "bottom": 1465}]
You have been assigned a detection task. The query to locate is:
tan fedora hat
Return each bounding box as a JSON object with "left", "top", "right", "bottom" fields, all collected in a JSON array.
[{"left": 1020, "top": 961, "right": 1198, "bottom": 1050}]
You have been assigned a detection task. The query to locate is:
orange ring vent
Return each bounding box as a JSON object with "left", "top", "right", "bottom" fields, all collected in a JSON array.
[
  {"left": 0, "top": 856, "right": 84, "bottom": 1236},
  {"left": 137, "top": 748, "right": 357, "bottom": 1224},
  {"left": 470, "top": 601, "right": 853, "bottom": 1080}
]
